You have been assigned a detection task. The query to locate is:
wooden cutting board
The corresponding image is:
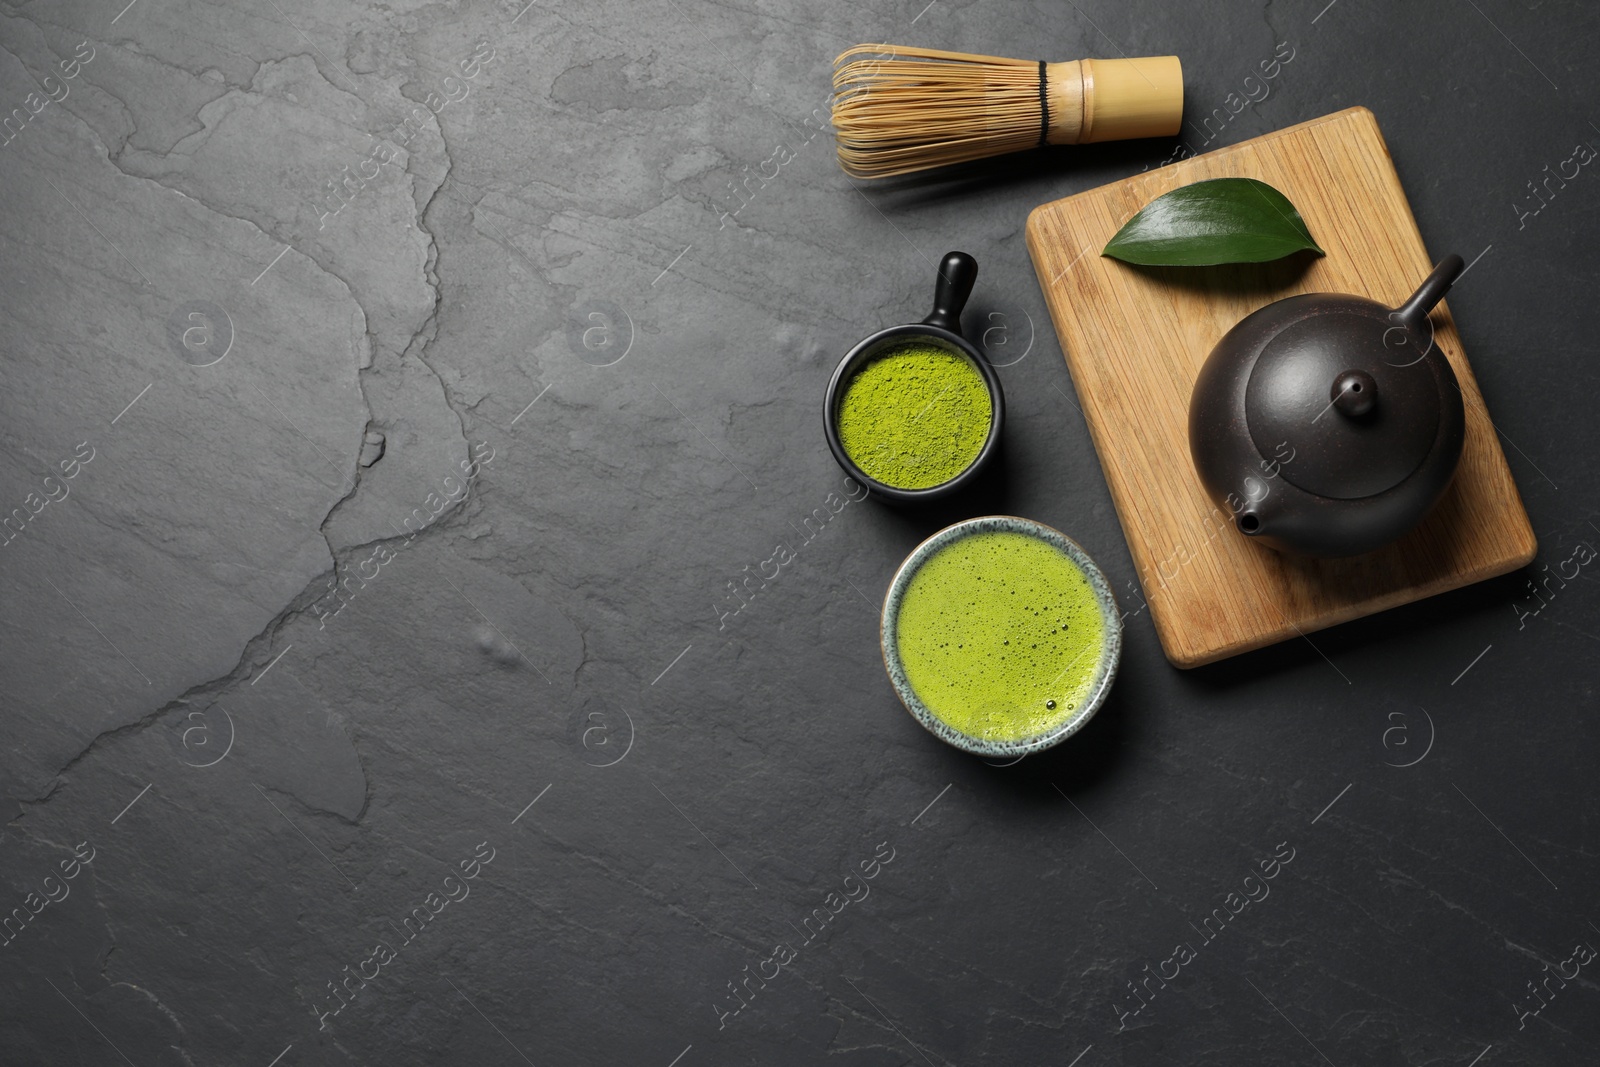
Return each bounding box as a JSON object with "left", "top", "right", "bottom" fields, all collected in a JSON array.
[{"left": 1025, "top": 106, "right": 1536, "bottom": 669}]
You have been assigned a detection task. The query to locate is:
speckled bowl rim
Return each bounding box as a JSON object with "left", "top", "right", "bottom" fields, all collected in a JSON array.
[{"left": 880, "top": 516, "right": 1123, "bottom": 758}]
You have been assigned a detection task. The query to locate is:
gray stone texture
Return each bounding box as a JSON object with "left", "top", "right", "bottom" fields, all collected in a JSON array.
[{"left": 1, "top": 0, "right": 1597, "bottom": 1064}]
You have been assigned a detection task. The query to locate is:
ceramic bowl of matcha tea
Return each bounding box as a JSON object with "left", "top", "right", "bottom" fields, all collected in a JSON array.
[
  {"left": 824, "top": 251, "right": 1004, "bottom": 503},
  {"left": 881, "top": 516, "right": 1122, "bottom": 757}
]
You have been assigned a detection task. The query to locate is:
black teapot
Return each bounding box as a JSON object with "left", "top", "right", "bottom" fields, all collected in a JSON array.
[{"left": 1188, "top": 255, "right": 1467, "bottom": 557}]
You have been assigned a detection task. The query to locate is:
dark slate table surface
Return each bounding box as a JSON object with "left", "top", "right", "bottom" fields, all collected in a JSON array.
[{"left": 2, "top": 0, "right": 1597, "bottom": 1063}]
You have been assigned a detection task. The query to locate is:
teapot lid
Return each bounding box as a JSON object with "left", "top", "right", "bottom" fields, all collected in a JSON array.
[{"left": 1245, "top": 307, "right": 1441, "bottom": 501}]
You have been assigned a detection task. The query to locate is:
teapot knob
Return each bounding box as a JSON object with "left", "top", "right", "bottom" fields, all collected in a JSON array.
[{"left": 1330, "top": 369, "right": 1377, "bottom": 419}]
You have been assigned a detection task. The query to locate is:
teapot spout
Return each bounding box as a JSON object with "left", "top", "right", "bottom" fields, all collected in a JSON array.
[{"left": 1227, "top": 475, "right": 1276, "bottom": 538}]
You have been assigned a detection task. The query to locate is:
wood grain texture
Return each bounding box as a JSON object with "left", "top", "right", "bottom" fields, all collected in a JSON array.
[{"left": 1025, "top": 107, "right": 1536, "bottom": 668}]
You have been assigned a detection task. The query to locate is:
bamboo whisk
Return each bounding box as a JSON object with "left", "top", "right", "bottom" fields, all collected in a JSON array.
[{"left": 831, "top": 45, "right": 1183, "bottom": 179}]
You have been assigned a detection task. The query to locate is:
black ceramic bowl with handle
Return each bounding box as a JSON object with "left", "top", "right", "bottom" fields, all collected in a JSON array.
[{"left": 823, "top": 251, "right": 1006, "bottom": 504}]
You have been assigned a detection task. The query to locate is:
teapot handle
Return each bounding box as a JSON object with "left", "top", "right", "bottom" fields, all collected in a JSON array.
[{"left": 1392, "top": 254, "right": 1465, "bottom": 332}]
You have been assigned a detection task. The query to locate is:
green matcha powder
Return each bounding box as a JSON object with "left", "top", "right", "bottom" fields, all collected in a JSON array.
[
  {"left": 897, "top": 531, "right": 1106, "bottom": 743},
  {"left": 837, "top": 342, "right": 992, "bottom": 489}
]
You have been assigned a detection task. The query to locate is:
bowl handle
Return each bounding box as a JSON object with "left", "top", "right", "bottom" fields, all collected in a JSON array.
[{"left": 922, "top": 251, "right": 978, "bottom": 337}]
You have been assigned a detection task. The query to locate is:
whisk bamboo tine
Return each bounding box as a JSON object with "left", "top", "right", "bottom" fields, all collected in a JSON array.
[
  {"left": 830, "top": 44, "right": 1182, "bottom": 178},
  {"left": 834, "top": 44, "right": 1034, "bottom": 67}
]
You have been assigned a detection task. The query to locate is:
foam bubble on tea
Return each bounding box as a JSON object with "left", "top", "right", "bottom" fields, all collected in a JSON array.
[
  {"left": 895, "top": 530, "right": 1105, "bottom": 741},
  {"left": 836, "top": 342, "right": 991, "bottom": 489}
]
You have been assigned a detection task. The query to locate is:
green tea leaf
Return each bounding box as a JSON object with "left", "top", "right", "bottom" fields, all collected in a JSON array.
[{"left": 1102, "top": 177, "right": 1325, "bottom": 266}]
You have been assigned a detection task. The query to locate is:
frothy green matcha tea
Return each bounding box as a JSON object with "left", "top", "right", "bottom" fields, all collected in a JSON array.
[
  {"left": 836, "top": 342, "right": 992, "bottom": 489},
  {"left": 896, "top": 531, "right": 1106, "bottom": 742}
]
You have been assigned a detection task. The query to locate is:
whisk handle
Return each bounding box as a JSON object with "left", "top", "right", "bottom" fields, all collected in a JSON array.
[{"left": 922, "top": 251, "right": 978, "bottom": 337}]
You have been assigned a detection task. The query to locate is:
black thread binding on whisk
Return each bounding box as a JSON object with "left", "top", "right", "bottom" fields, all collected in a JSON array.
[{"left": 1037, "top": 60, "right": 1049, "bottom": 147}]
